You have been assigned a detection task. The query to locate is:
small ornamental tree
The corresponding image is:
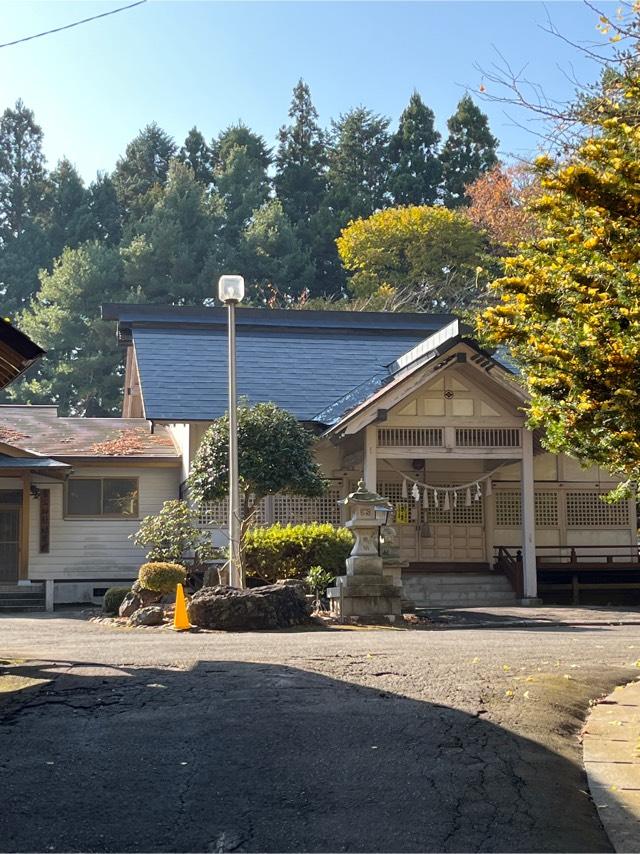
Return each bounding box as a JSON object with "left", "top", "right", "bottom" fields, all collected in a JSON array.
[
  {"left": 188, "top": 402, "right": 327, "bottom": 584},
  {"left": 478, "top": 73, "right": 640, "bottom": 493},
  {"left": 132, "top": 499, "right": 214, "bottom": 566}
]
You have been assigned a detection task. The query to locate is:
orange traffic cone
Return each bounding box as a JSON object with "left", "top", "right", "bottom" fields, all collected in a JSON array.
[{"left": 174, "top": 583, "right": 191, "bottom": 631}]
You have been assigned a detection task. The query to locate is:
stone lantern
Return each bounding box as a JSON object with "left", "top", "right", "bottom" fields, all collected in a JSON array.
[{"left": 327, "top": 481, "right": 402, "bottom": 620}]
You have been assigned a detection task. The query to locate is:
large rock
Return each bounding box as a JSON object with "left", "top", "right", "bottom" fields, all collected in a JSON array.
[
  {"left": 118, "top": 581, "right": 162, "bottom": 618},
  {"left": 187, "top": 581, "right": 311, "bottom": 631},
  {"left": 128, "top": 605, "right": 164, "bottom": 627}
]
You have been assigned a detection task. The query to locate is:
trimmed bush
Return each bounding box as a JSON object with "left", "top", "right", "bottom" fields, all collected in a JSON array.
[
  {"left": 138, "top": 562, "right": 186, "bottom": 594},
  {"left": 103, "top": 586, "right": 131, "bottom": 615},
  {"left": 243, "top": 523, "right": 353, "bottom": 583}
]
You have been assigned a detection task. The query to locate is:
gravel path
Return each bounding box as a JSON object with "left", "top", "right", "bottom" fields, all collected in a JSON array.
[{"left": 1, "top": 612, "right": 640, "bottom": 852}]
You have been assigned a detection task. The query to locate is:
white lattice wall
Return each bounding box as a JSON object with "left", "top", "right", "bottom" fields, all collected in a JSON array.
[
  {"left": 566, "top": 491, "right": 629, "bottom": 528},
  {"left": 495, "top": 489, "right": 625, "bottom": 529},
  {"left": 197, "top": 481, "right": 343, "bottom": 528}
]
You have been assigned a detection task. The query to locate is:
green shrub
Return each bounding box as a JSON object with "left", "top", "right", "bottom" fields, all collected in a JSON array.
[
  {"left": 131, "top": 499, "right": 215, "bottom": 565},
  {"left": 243, "top": 523, "right": 353, "bottom": 583},
  {"left": 138, "top": 562, "right": 186, "bottom": 594},
  {"left": 102, "top": 586, "right": 131, "bottom": 615},
  {"left": 306, "top": 565, "right": 336, "bottom": 608}
]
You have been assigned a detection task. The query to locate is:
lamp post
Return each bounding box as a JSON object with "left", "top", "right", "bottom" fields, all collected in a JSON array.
[{"left": 218, "top": 274, "right": 245, "bottom": 588}]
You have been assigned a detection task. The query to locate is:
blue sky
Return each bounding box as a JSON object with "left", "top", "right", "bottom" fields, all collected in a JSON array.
[{"left": 0, "top": 1, "right": 616, "bottom": 182}]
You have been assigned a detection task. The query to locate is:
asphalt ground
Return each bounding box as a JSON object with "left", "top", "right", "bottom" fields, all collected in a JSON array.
[{"left": 1, "top": 612, "right": 640, "bottom": 853}]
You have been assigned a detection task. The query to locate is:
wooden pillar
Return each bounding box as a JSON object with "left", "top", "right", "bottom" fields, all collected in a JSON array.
[
  {"left": 364, "top": 425, "right": 377, "bottom": 492},
  {"left": 520, "top": 429, "right": 538, "bottom": 599},
  {"left": 19, "top": 473, "right": 30, "bottom": 582}
]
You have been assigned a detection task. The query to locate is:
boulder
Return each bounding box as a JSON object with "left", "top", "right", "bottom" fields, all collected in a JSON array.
[
  {"left": 128, "top": 605, "right": 164, "bottom": 627},
  {"left": 118, "top": 581, "right": 162, "bottom": 618},
  {"left": 187, "top": 582, "right": 311, "bottom": 631}
]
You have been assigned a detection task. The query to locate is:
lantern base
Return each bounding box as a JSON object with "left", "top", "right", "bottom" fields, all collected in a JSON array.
[{"left": 327, "top": 573, "right": 402, "bottom": 619}]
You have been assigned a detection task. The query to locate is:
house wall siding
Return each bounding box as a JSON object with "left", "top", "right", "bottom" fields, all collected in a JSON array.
[{"left": 28, "top": 465, "right": 181, "bottom": 581}]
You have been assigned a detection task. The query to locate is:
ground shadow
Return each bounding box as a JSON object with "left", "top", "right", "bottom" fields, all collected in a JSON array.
[{"left": 0, "top": 657, "right": 624, "bottom": 853}]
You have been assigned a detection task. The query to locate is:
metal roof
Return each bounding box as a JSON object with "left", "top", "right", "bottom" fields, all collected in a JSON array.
[
  {"left": 0, "top": 453, "right": 70, "bottom": 470},
  {"left": 103, "top": 304, "right": 456, "bottom": 422},
  {"left": 0, "top": 407, "right": 179, "bottom": 459}
]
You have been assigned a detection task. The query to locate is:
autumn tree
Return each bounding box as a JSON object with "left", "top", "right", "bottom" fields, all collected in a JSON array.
[
  {"left": 337, "top": 205, "right": 490, "bottom": 310},
  {"left": 478, "top": 73, "right": 640, "bottom": 490},
  {"left": 465, "top": 163, "right": 540, "bottom": 249}
]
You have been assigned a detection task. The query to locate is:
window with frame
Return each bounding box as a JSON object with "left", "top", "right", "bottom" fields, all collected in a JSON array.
[{"left": 66, "top": 478, "right": 139, "bottom": 518}]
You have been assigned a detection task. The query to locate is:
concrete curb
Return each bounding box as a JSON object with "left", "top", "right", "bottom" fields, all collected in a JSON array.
[{"left": 583, "top": 680, "right": 640, "bottom": 852}]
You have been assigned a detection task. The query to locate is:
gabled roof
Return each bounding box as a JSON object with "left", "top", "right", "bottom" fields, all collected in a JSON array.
[
  {"left": 0, "top": 406, "right": 179, "bottom": 459},
  {"left": 320, "top": 323, "right": 526, "bottom": 436},
  {"left": 0, "top": 318, "right": 45, "bottom": 390},
  {"left": 102, "top": 304, "right": 456, "bottom": 422}
]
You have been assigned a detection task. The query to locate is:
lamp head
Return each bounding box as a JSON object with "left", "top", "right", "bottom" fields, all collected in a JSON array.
[{"left": 218, "top": 275, "right": 245, "bottom": 304}]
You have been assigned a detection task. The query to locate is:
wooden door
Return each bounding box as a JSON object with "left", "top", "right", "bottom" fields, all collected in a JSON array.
[
  {"left": 0, "top": 506, "right": 20, "bottom": 583},
  {"left": 419, "top": 492, "right": 486, "bottom": 562}
]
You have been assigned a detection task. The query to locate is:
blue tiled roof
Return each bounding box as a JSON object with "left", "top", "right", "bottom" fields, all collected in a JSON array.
[{"left": 132, "top": 325, "right": 432, "bottom": 422}]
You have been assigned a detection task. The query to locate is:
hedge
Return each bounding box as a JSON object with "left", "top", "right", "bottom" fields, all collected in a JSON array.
[
  {"left": 243, "top": 523, "right": 353, "bottom": 583},
  {"left": 138, "top": 562, "right": 186, "bottom": 594},
  {"left": 102, "top": 586, "right": 131, "bottom": 615}
]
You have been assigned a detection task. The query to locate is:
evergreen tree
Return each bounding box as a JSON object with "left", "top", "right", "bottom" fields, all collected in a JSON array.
[
  {"left": 122, "top": 160, "right": 223, "bottom": 304},
  {"left": 13, "top": 242, "right": 126, "bottom": 415},
  {"left": 239, "top": 199, "right": 315, "bottom": 301},
  {"left": 389, "top": 91, "right": 441, "bottom": 206},
  {"left": 440, "top": 95, "right": 499, "bottom": 208},
  {"left": 0, "top": 100, "right": 49, "bottom": 313},
  {"left": 0, "top": 99, "right": 47, "bottom": 238},
  {"left": 212, "top": 123, "right": 272, "bottom": 249},
  {"left": 113, "top": 122, "right": 177, "bottom": 222},
  {"left": 87, "top": 173, "right": 122, "bottom": 246},
  {"left": 178, "top": 127, "right": 213, "bottom": 187},
  {"left": 275, "top": 79, "right": 327, "bottom": 225},
  {"left": 327, "top": 107, "right": 391, "bottom": 222},
  {"left": 44, "top": 158, "right": 94, "bottom": 257}
]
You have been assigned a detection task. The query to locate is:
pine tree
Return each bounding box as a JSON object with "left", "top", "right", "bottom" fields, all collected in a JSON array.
[
  {"left": 440, "top": 95, "right": 499, "bottom": 207},
  {"left": 0, "top": 99, "right": 47, "bottom": 238},
  {"left": 13, "top": 242, "right": 126, "bottom": 415},
  {"left": 45, "top": 158, "right": 94, "bottom": 258},
  {"left": 178, "top": 127, "right": 213, "bottom": 187},
  {"left": 275, "top": 79, "right": 327, "bottom": 225},
  {"left": 389, "top": 91, "right": 441, "bottom": 206},
  {"left": 327, "top": 107, "right": 391, "bottom": 222},
  {"left": 0, "top": 100, "right": 49, "bottom": 313},
  {"left": 239, "top": 199, "right": 315, "bottom": 301},
  {"left": 122, "top": 160, "right": 224, "bottom": 304},
  {"left": 87, "top": 173, "right": 122, "bottom": 246},
  {"left": 113, "top": 122, "right": 177, "bottom": 222},
  {"left": 212, "top": 123, "right": 272, "bottom": 249}
]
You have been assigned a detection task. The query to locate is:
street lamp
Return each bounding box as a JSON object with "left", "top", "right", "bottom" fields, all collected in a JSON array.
[{"left": 218, "top": 274, "right": 245, "bottom": 588}]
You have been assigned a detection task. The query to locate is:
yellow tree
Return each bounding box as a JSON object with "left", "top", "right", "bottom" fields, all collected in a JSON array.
[
  {"left": 478, "top": 74, "right": 640, "bottom": 489},
  {"left": 336, "top": 205, "right": 491, "bottom": 311}
]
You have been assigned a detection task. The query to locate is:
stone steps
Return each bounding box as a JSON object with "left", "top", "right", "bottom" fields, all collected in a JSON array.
[
  {"left": 0, "top": 584, "right": 46, "bottom": 612},
  {"left": 402, "top": 572, "right": 517, "bottom": 608}
]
